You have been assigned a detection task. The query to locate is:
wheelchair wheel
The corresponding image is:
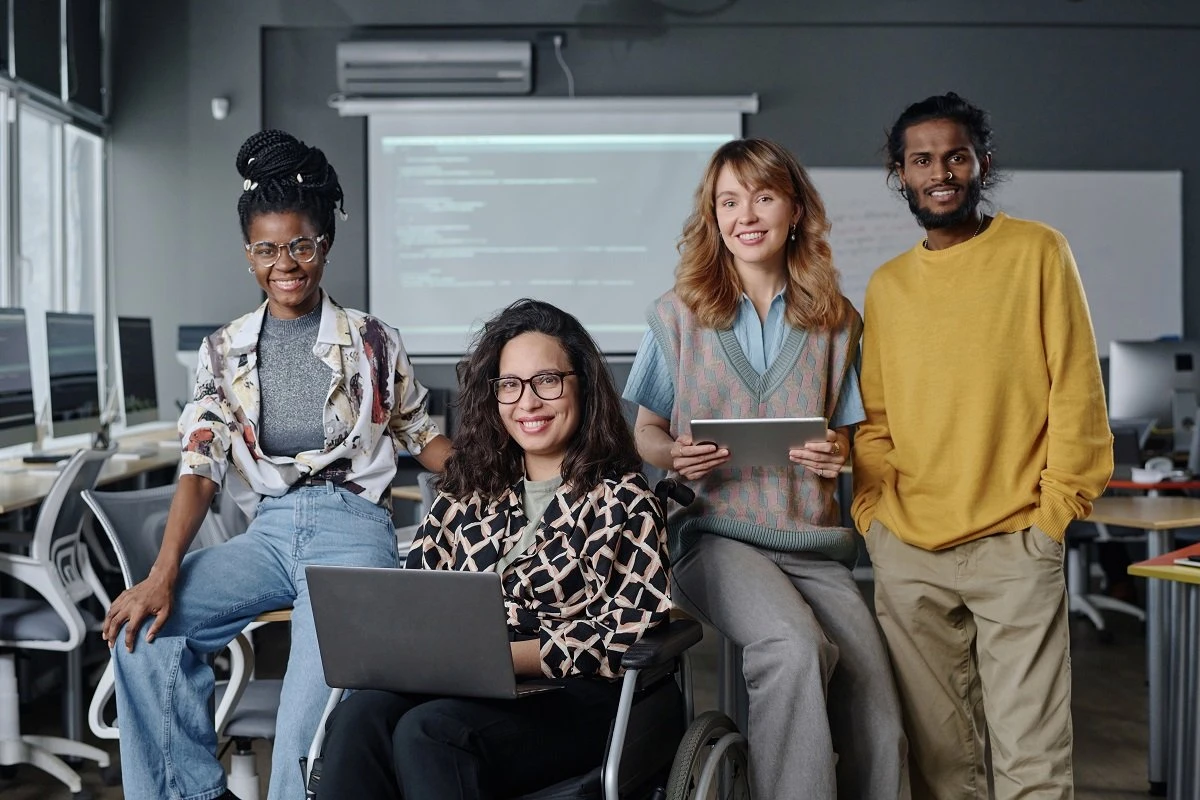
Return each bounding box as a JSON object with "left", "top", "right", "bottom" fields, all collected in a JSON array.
[{"left": 664, "top": 710, "right": 750, "bottom": 800}]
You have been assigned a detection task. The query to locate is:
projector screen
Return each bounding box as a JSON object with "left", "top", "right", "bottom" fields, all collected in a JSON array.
[{"left": 364, "top": 98, "right": 754, "bottom": 356}]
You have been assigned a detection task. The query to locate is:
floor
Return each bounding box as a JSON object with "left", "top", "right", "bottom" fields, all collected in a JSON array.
[{"left": 1, "top": 585, "right": 1154, "bottom": 800}]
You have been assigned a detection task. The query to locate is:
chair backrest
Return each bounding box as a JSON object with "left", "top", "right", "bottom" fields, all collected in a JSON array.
[
  {"left": 81, "top": 484, "right": 176, "bottom": 589},
  {"left": 82, "top": 484, "right": 236, "bottom": 592},
  {"left": 30, "top": 448, "right": 114, "bottom": 605},
  {"left": 417, "top": 471, "right": 438, "bottom": 519}
]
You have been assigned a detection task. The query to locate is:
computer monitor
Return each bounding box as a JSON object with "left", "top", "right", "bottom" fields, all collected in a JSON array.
[
  {"left": 1109, "top": 340, "right": 1200, "bottom": 451},
  {"left": 116, "top": 316, "right": 160, "bottom": 427},
  {"left": 1109, "top": 340, "right": 1200, "bottom": 423},
  {"left": 0, "top": 308, "right": 37, "bottom": 448},
  {"left": 45, "top": 311, "right": 102, "bottom": 439}
]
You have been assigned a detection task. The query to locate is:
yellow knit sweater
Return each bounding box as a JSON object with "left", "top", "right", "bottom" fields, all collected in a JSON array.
[{"left": 851, "top": 213, "right": 1113, "bottom": 549}]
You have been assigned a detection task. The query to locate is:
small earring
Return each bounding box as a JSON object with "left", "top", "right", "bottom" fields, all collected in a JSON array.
[
  {"left": 789, "top": 224, "right": 796, "bottom": 242},
  {"left": 247, "top": 265, "right": 255, "bottom": 274}
]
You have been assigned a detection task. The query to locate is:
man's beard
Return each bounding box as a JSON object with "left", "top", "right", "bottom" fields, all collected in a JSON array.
[{"left": 905, "top": 177, "right": 983, "bottom": 230}]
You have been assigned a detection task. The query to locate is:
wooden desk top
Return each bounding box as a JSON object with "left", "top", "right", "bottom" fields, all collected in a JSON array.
[
  {"left": 1088, "top": 496, "right": 1200, "bottom": 530},
  {"left": 1108, "top": 478, "right": 1200, "bottom": 492},
  {"left": 255, "top": 609, "right": 293, "bottom": 624},
  {"left": 391, "top": 485, "right": 423, "bottom": 503},
  {"left": 0, "top": 431, "right": 181, "bottom": 515},
  {"left": 1129, "top": 541, "right": 1200, "bottom": 585}
]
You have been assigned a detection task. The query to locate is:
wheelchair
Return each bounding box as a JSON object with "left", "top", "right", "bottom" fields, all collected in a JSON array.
[{"left": 301, "top": 478, "right": 751, "bottom": 800}]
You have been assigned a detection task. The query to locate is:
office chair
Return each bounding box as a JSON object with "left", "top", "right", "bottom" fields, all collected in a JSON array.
[
  {"left": 0, "top": 448, "right": 115, "bottom": 799},
  {"left": 81, "top": 485, "right": 284, "bottom": 800}
]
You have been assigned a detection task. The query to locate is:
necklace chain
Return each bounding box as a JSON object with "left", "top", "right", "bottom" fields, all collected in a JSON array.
[{"left": 923, "top": 215, "right": 987, "bottom": 250}]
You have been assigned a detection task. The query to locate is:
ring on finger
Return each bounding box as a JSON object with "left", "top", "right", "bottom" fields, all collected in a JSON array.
[{"left": 831, "top": 442, "right": 841, "bottom": 456}]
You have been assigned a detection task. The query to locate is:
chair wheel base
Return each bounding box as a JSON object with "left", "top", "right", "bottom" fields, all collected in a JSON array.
[
  {"left": 0, "top": 764, "right": 15, "bottom": 780},
  {"left": 1149, "top": 780, "right": 1167, "bottom": 797},
  {"left": 102, "top": 762, "right": 122, "bottom": 786}
]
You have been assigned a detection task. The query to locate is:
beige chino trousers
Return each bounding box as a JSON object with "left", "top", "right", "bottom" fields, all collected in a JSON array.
[{"left": 866, "top": 520, "right": 1073, "bottom": 800}]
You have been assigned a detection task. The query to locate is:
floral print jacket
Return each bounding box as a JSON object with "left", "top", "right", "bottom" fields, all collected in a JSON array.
[{"left": 178, "top": 292, "right": 440, "bottom": 517}]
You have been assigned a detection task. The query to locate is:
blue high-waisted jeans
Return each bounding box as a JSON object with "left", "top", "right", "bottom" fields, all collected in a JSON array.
[{"left": 112, "top": 483, "right": 400, "bottom": 800}]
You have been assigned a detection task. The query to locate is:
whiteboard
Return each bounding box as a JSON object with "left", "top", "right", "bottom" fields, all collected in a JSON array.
[{"left": 810, "top": 169, "right": 1183, "bottom": 355}]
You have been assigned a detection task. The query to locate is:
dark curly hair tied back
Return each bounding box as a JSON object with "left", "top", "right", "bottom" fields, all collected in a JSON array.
[
  {"left": 236, "top": 129, "right": 346, "bottom": 244},
  {"left": 884, "top": 91, "right": 996, "bottom": 181}
]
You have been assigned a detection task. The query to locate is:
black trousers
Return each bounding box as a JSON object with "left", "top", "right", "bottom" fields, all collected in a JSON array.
[{"left": 317, "top": 678, "right": 623, "bottom": 800}]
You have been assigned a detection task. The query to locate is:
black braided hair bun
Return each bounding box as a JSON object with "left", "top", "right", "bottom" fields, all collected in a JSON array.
[
  {"left": 236, "top": 130, "right": 327, "bottom": 187},
  {"left": 235, "top": 130, "right": 346, "bottom": 244}
]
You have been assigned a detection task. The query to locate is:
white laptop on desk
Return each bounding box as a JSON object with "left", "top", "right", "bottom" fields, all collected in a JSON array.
[{"left": 306, "top": 565, "right": 561, "bottom": 700}]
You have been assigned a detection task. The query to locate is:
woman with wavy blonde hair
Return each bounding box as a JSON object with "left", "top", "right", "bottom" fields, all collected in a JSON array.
[
  {"left": 624, "top": 138, "right": 909, "bottom": 800},
  {"left": 674, "top": 138, "right": 848, "bottom": 333}
]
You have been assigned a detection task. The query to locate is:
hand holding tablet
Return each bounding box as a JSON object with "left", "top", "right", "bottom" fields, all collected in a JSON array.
[
  {"left": 689, "top": 417, "right": 834, "bottom": 471},
  {"left": 669, "top": 434, "right": 731, "bottom": 481}
]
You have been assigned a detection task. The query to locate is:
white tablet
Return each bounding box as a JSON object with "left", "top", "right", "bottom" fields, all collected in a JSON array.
[{"left": 689, "top": 417, "right": 828, "bottom": 469}]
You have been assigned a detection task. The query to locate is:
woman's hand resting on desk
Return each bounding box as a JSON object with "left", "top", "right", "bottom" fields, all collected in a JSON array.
[
  {"left": 102, "top": 568, "right": 177, "bottom": 652},
  {"left": 671, "top": 434, "right": 731, "bottom": 481},
  {"left": 789, "top": 428, "right": 849, "bottom": 479}
]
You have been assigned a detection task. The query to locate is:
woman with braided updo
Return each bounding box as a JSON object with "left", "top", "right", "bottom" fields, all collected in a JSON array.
[{"left": 102, "top": 130, "right": 451, "bottom": 800}]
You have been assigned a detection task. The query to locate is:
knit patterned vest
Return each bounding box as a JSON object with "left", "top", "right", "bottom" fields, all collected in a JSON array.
[{"left": 649, "top": 290, "right": 862, "bottom": 565}]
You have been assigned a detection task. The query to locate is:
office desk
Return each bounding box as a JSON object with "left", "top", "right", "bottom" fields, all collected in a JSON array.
[
  {"left": 1108, "top": 479, "right": 1200, "bottom": 493},
  {"left": 391, "top": 485, "right": 423, "bottom": 503},
  {"left": 1129, "top": 541, "right": 1200, "bottom": 800},
  {"left": 1091, "top": 496, "right": 1200, "bottom": 796},
  {"left": 0, "top": 431, "right": 180, "bottom": 516}
]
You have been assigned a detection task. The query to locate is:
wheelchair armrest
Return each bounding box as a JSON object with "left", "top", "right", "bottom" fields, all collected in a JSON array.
[{"left": 621, "top": 618, "right": 703, "bottom": 671}]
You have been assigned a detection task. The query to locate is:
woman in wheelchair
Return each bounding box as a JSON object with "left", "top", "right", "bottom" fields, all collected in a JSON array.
[
  {"left": 318, "top": 299, "right": 673, "bottom": 798},
  {"left": 625, "top": 138, "right": 910, "bottom": 799}
]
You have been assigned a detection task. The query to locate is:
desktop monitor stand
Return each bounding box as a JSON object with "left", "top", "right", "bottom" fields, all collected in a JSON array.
[
  {"left": 92, "top": 423, "right": 111, "bottom": 451},
  {"left": 1173, "top": 389, "right": 1198, "bottom": 454},
  {"left": 28, "top": 399, "right": 51, "bottom": 455}
]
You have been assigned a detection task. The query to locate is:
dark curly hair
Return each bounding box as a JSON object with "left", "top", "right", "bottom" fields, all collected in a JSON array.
[
  {"left": 236, "top": 129, "right": 346, "bottom": 244},
  {"left": 884, "top": 92, "right": 1000, "bottom": 197},
  {"left": 439, "top": 299, "right": 641, "bottom": 500}
]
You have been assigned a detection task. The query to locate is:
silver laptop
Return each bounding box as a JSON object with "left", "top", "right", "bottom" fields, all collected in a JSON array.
[
  {"left": 306, "top": 565, "right": 561, "bottom": 699},
  {"left": 690, "top": 417, "right": 827, "bottom": 469}
]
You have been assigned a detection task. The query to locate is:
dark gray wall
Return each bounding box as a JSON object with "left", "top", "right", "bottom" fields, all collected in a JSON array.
[{"left": 112, "top": 0, "right": 1200, "bottom": 405}]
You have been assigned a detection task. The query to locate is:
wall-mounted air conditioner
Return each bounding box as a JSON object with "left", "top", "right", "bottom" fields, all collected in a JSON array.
[{"left": 336, "top": 40, "right": 533, "bottom": 97}]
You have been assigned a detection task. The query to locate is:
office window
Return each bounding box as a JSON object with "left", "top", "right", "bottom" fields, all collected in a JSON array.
[
  {"left": 0, "top": 87, "right": 9, "bottom": 307},
  {"left": 64, "top": 125, "right": 102, "bottom": 313},
  {"left": 0, "top": 0, "right": 9, "bottom": 74},
  {"left": 18, "top": 104, "right": 64, "bottom": 318},
  {"left": 13, "top": 0, "right": 61, "bottom": 98},
  {"left": 66, "top": 0, "right": 103, "bottom": 113}
]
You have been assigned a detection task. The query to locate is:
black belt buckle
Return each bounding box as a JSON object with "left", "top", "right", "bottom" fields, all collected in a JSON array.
[{"left": 297, "top": 475, "right": 335, "bottom": 488}]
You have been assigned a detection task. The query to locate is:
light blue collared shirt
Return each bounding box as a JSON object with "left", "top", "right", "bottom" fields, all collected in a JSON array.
[{"left": 623, "top": 291, "right": 865, "bottom": 427}]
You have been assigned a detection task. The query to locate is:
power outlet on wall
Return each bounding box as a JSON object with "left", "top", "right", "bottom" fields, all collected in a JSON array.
[{"left": 536, "top": 31, "right": 568, "bottom": 50}]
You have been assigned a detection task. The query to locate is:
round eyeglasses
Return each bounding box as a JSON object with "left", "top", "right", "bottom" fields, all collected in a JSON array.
[
  {"left": 490, "top": 371, "right": 577, "bottom": 404},
  {"left": 244, "top": 234, "right": 327, "bottom": 268}
]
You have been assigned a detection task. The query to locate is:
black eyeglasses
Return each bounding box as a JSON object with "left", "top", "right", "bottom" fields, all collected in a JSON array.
[
  {"left": 490, "top": 371, "right": 577, "bottom": 404},
  {"left": 244, "top": 234, "right": 327, "bottom": 268}
]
